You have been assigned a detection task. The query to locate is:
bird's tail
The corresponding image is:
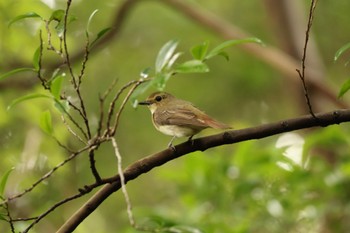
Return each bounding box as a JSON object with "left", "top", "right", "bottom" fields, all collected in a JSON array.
[{"left": 205, "top": 118, "right": 232, "bottom": 129}]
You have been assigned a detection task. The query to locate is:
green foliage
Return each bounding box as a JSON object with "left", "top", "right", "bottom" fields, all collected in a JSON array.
[
  {"left": 0, "top": 167, "right": 14, "bottom": 198},
  {"left": 335, "top": 42, "right": 350, "bottom": 97},
  {"left": 7, "top": 12, "right": 42, "bottom": 27},
  {"left": 0, "top": 68, "right": 35, "bottom": 81},
  {"left": 338, "top": 79, "right": 350, "bottom": 98},
  {"left": 90, "top": 27, "right": 111, "bottom": 48},
  {"left": 334, "top": 42, "right": 350, "bottom": 62},
  {"left": 131, "top": 38, "right": 262, "bottom": 105},
  {"left": 86, "top": 8, "right": 112, "bottom": 48},
  {"left": 32, "top": 46, "right": 41, "bottom": 71},
  {"left": 50, "top": 74, "right": 64, "bottom": 100},
  {"left": 7, "top": 93, "right": 52, "bottom": 110},
  {"left": 49, "top": 9, "right": 77, "bottom": 37},
  {"left": 39, "top": 110, "right": 53, "bottom": 135}
]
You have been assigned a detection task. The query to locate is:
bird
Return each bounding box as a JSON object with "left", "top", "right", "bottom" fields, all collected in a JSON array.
[{"left": 139, "top": 92, "right": 231, "bottom": 148}]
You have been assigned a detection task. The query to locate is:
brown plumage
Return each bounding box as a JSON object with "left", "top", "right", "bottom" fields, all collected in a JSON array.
[{"left": 139, "top": 92, "right": 231, "bottom": 148}]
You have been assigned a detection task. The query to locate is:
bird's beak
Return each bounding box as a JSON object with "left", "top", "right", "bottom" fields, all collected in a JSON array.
[{"left": 139, "top": 100, "right": 151, "bottom": 106}]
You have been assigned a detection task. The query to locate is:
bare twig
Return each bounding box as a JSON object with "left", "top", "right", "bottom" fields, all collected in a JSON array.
[
  {"left": 61, "top": 115, "right": 87, "bottom": 144},
  {"left": 111, "top": 137, "right": 135, "bottom": 226},
  {"left": 296, "top": 0, "right": 319, "bottom": 117},
  {"left": 52, "top": 136, "right": 75, "bottom": 154},
  {"left": 61, "top": 94, "right": 90, "bottom": 140},
  {"left": 97, "top": 79, "right": 118, "bottom": 136},
  {"left": 63, "top": 0, "right": 76, "bottom": 87},
  {"left": 105, "top": 79, "right": 142, "bottom": 134},
  {"left": 22, "top": 192, "right": 89, "bottom": 233},
  {"left": 2, "top": 146, "right": 89, "bottom": 205},
  {"left": 2, "top": 202, "right": 15, "bottom": 233},
  {"left": 110, "top": 79, "right": 147, "bottom": 135},
  {"left": 12, "top": 216, "right": 38, "bottom": 222},
  {"left": 89, "top": 149, "right": 101, "bottom": 182},
  {"left": 62, "top": 0, "right": 91, "bottom": 139},
  {"left": 77, "top": 35, "right": 90, "bottom": 86},
  {"left": 37, "top": 31, "right": 49, "bottom": 90},
  {"left": 45, "top": 20, "right": 64, "bottom": 57}
]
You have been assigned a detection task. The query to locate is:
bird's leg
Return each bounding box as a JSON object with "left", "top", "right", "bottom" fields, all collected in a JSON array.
[
  {"left": 187, "top": 135, "right": 195, "bottom": 146},
  {"left": 167, "top": 136, "right": 176, "bottom": 151}
]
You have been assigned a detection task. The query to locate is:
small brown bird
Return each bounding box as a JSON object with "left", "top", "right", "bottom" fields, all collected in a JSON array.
[{"left": 139, "top": 92, "right": 231, "bottom": 148}]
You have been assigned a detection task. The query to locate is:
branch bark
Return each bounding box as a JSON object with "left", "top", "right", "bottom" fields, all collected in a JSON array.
[{"left": 57, "top": 109, "right": 350, "bottom": 233}]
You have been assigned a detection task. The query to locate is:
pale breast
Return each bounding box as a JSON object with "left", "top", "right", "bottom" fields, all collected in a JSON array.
[{"left": 155, "top": 125, "right": 198, "bottom": 138}]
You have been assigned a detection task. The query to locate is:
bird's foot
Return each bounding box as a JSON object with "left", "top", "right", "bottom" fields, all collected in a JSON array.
[
  {"left": 168, "top": 142, "right": 176, "bottom": 152},
  {"left": 187, "top": 135, "right": 195, "bottom": 146}
]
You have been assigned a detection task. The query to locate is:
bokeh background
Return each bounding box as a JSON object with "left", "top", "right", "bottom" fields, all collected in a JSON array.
[{"left": 1, "top": 0, "right": 350, "bottom": 232}]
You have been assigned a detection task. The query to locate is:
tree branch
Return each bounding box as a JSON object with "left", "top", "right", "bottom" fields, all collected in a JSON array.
[
  {"left": 57, "top": 109, "right": 350, "bottom": 233},
  {"left": 296, "top": 0, "right": 319, "bottom": 117}
]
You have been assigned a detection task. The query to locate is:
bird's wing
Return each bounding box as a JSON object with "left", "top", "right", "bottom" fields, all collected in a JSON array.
[{"left": 155, "top": 107, "right": 209, "bottom": 129}]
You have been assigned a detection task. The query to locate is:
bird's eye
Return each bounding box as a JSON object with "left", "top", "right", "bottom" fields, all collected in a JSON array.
[{"left": 155, "top": 96, "right": 162, "bottom": 102}]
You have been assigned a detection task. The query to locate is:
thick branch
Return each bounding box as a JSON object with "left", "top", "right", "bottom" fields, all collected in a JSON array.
[{"left": 57, "top": 109, "right": 350, "bottom": 233}]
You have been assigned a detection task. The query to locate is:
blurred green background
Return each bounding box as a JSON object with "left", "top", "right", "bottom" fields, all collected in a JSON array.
[{"left": 1, "top": 0, "right": 350, "bottom": 232}]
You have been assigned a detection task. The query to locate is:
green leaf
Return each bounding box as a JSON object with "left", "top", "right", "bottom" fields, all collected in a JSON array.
[
  {"left": 155, "top": 40, "right": 178, "bottom": 73},
  {"left": 49, "top": 9, "right": 77, "bottom": 37},
  {"left": 205, "top": 37, "right": 264, "bottom": 60},
  {"left": 33, "top": 46, "right": 41, "bottom": 71},
  {"left": 54, "top": 99, "right": 70, "bottom": 114},
  {"left": 154, "top": 73, "right": 171, "bottom": 90},
  {"left": 50, "top": 74, "right": 64, "bottom": 99},
  {"left": 130, "top": 81, "right": 153, "bottom": 108},
  {"left": 0, "top": 68, "right": 35, "bottom": 81},
  {"left": 0, "top": 214, "right": 7, "bottom": 221},
  {"left": 140, "top": 67, "right": 152, "bottom": 79},
  {"left": 49, "top": 9, "right": 65, "bottom": 22},
  {"left": 7, "top": 93, "right": 51, "bottom": 110},
  {"left": 175, "top": 60, "right": 210, "bottom": 73},
  {"left": 39, "top": 110, "right": 53, "bottom": 135},
  {"left": 334, "top": 42, "right": 350, "bottom": 62},
  {"left": 338, "top": 79, "right": 350, "bottom": 98},
  {"left": 8, "top": 12, "right": 42, "bottom": 27},
  {"left": 0, "top": 167, "right": 14, "bottom": 197},
  {"left": 90, "top": 27, "right": 111, "bottom": 48},
  {"left": 191, "top": 41, "right": 209, "bottom": 60},
  {"left": 166, "top": 52, "right": 182, "bottom": 70},
  {"left": 86, "top": 9, "right": 99, "bottom": 36}
]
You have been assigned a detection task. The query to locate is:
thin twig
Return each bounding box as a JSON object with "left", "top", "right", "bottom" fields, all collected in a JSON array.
[
  {"left": 97, "top": 79, "right": 118, "bottom": 136},
  {"left": 63, "top": 97, "right": 89, "bottom": 140},
  {"left": 89, "top": 149, "right": 101, "bottom": 182},
  {"left": 78, "top": 34, "right": 90, "bottom": 86},
  {"left": 2, "top": 146, "right": 89, "bottom": 205},
  {"left": 45, "top": 19, "right": 64, "bottom": 57},
  {"left": 111, "top": 137, "right": 135, "bottom": 226},
  {"left": 12, "top": 216, "right": 38, "bottom": 222},
  {"left": 106, "top": 80, "right": 140, "bottom": 133},
  {"left": 62, "top": 0, "right": 91, "bottom": 139},
  {"left": 61, "top": 115, "right": 88, "bottom": 144},
  {"left": 3, "top": 202, "right": 15, "bottom": 233},
  {"left": 37, "top": 30, "right": 49, "bottom": 90},
  {"left": 75, "top": 35, "right": 92, "bottom": 138},
  {"left": 22, "top": 192, "right": 88, "bottom": 233},
  {"left": 296, "top": 0, "right": 319, "bottom": 118},
  {"left": 110, "top": 79, "right": 147, "bottom": 135},
  {"left": 63, "top": 0, "right": 76, "bottom": 87}
]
